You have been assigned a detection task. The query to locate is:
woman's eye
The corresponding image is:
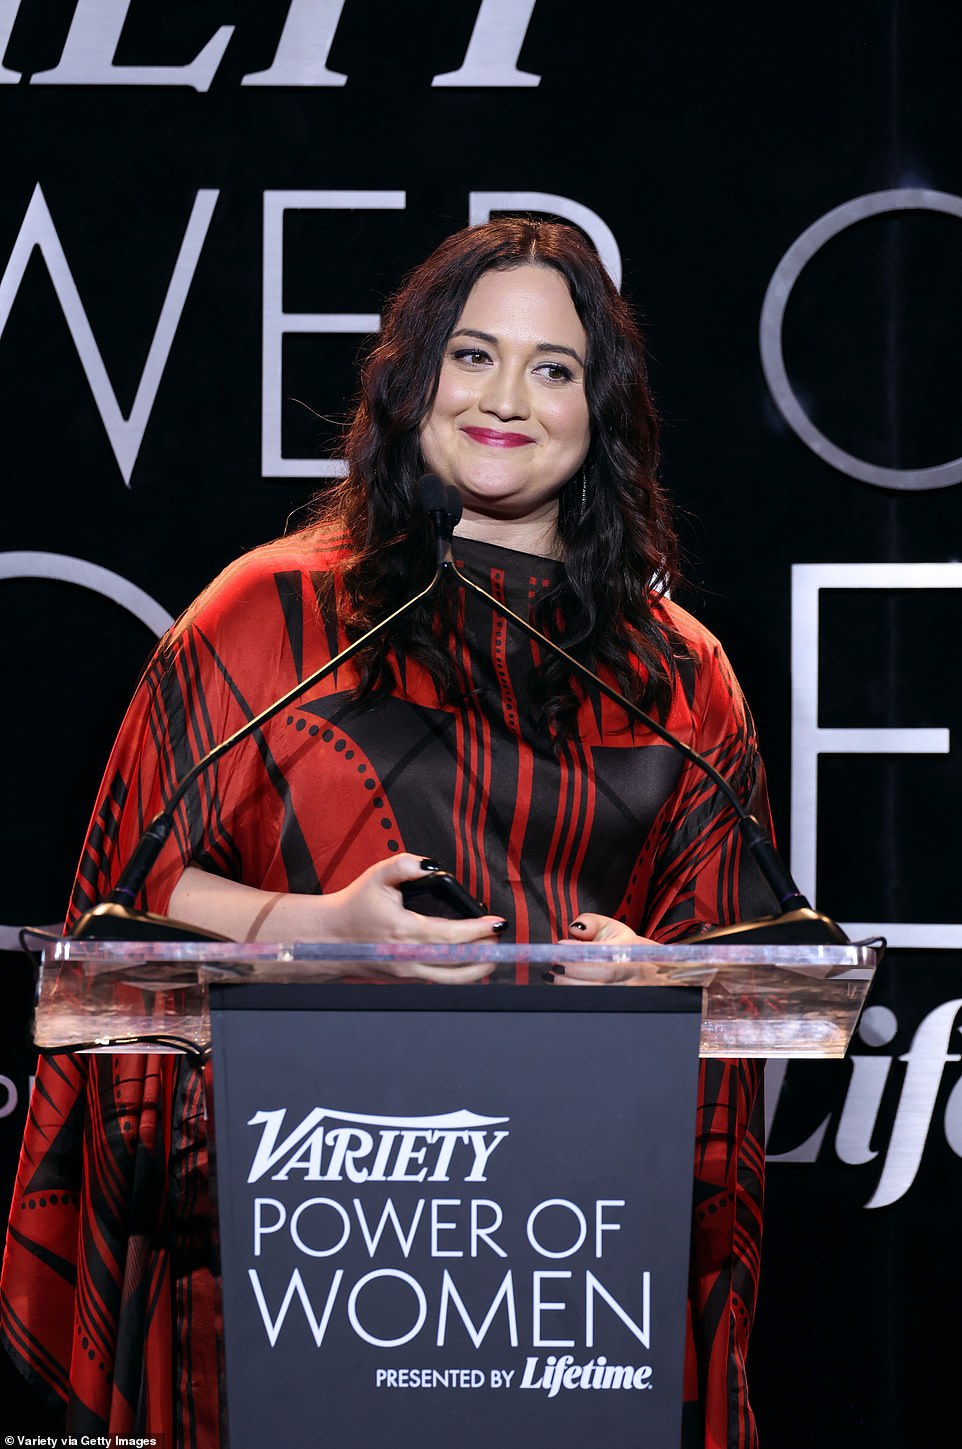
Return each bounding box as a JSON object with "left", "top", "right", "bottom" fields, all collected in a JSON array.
[
  {"left": 536, "top": 361, "right": 574, "bottom": 383},
  {"left": 451, "top": 347, "right": 490, "bottom": 366}
]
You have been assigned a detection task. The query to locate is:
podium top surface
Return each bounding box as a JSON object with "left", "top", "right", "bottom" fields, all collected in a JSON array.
[
  {"left": 46, "top": 937, "right": 873, "bottom": 969},
  {"left": 33, "top": 939, "right": 878, "bottom": 1059}
]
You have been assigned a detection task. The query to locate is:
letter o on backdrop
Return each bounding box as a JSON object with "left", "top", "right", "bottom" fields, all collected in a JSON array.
[
  {"left": 760, "top": 188, "right": 962, "bottom": 491},
  {"left": 0, "top": 553, "right": 171, "bottom": 941},
  {"left": 0, "top": 552, "right": 174, "bottom": 634}
]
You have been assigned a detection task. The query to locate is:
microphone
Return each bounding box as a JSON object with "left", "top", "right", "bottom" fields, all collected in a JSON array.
[
  {"left": 419, "top": 474, "right": 844, "bottom": 946},
  {"left": 418, "top": 473, "right": 462, "bottom": 558}
]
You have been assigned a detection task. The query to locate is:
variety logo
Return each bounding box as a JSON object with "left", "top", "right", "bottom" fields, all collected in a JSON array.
[{"left": 247, "top": 1106, "right": 510, "bottom": 1184}]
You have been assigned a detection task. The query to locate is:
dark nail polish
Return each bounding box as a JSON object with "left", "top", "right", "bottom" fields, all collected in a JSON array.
[
  {"left": 420, "top": 857, "right": 443, "bottom": 871},
  {"left": 570, "top": 920, "right": 587, "bottom": 931},
  {"left": 552, "top": 964, "right": 566, "bottom": 976},
  {"left": 541, "top": 970, "right": 556, "bottom": 984},
  {"left": 491, "top": 919, "right": 508, "bottom": 933}
]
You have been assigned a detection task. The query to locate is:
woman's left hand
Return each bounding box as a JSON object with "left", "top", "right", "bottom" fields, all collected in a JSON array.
[{"left": 552, "top": 913, "right": 661, "bottom": 985}]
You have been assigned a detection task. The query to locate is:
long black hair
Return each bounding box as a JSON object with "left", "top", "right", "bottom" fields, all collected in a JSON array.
[{"left": 305, "top": 216, "right": 684, "bottom": 737}]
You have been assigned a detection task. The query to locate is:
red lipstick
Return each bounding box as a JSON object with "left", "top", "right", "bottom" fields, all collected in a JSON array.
[{"left": 462, "top": 426, "right": 533, "bottom": 448}]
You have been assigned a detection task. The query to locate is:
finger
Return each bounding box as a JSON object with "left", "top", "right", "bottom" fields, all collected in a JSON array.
[
  {"left": 370, "top": 959, "right": 495, "bottom": 984},
  {"left": 367, "top": 852, "right": 447, "bottom": 887},
  {"left": 408, "top": 961, "right": 496, "bottom": 984},
  {"left": 553, "top": 962, "right": 626, "bottom": 983},
  {"left": 556, "top": 961, "right": 659, "bottom": 986},
  {"left": 566, "top": 913, "right": 606, "bottom": 941},
  {"left": 567, "top": 914, "right": 647, "bottom": 945},
  {"left": 401, "top": 912, "right": 507, "bottom": 944}
]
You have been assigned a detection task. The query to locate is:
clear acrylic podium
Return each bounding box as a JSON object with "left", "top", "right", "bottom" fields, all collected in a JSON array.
[
  {"left": 32, "top": 938, "right": 877, "bottom": 1056},
  {"left": 30, "top": 938, "right": 877, "bottom": 1448}
]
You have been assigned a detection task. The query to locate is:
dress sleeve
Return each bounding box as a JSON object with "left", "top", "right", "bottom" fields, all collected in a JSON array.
[
  {"left": 65, "top": 543, "right": 324, "bottom": 928},
  {"left": 641, "top": 631, "right": 779, "bottom": 942},
  {"left": 642, "top": 624, "right": 770, "bottom": 1443},
  {"left": 65, "top": 624, "right": 238, "bottom": 927},
  {"left": 3, "top": 628, "right": 239, "bottom": 1436}
]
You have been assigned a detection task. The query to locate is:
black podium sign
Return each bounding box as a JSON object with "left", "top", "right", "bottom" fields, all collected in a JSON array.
[{"left": 209, "top": 983, "right": 701, "bottom": 1448}]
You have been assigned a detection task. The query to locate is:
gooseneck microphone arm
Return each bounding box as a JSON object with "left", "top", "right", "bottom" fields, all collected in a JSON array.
[
  {"left": 447, "top": 551, "right": 806, "bottom": 912},
  {"left": 106, "top": 565, "right": 446, "bottom": 913},
  {"left": 103, "top": 478, "right": 469, "bottom": 921},
  {"left": 420, "top": 475, "right": 841, "bottom": 940}
]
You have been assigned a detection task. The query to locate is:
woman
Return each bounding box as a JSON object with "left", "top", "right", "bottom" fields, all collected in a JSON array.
[{"left": 2, "top": 219, "right": 773, "bottom": 1447}]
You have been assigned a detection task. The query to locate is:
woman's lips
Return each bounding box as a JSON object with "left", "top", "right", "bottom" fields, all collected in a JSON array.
[{"left": 461, "top": 426, "right": 534, "bottom": 448}]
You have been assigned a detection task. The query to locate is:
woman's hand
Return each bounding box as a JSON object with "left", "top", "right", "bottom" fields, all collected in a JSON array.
[
  {"left": 552, "top": 913, "right": 661, "bottom": 985},
  {"left": 168, "top": 857, "right": 506, "bottom": 983},
  {"left": 315, "top": 855, "right": 507, "bottom": 946}
]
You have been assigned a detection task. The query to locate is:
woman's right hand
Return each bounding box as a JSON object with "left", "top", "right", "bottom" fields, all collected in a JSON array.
[
  {"left": 314, "top": 854, "right": 507, "bottom": 945},
  {"left": 168, "top": 858, "right": 505, "bottom": 981}
]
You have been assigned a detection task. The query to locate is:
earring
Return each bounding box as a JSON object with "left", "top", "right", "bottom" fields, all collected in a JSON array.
[{"left": 580, "top": 465, "right": 588, "bottom": 513}]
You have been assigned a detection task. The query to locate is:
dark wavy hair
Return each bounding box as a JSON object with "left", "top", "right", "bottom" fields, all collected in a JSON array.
[{"left": 304, "top": 216, "right": 683, "bottom": 737}]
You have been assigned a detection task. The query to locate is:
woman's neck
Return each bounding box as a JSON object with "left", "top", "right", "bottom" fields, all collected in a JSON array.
[{"left": 453, "top": 513, "right": 561, "bottom": 560}]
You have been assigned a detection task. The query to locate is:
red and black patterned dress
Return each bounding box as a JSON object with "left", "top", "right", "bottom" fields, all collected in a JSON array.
[{"left": 2, "top": 536, "right": 771, "bottom": 1448}]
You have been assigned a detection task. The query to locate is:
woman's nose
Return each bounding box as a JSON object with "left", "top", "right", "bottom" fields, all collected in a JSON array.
[{"left": 479, "top": 365, "right": 530, "bottom": 420}]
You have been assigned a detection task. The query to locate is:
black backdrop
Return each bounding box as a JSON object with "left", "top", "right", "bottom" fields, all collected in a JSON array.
[{"left": 3, "top": 3, "right": 962, "bottom": 1443}]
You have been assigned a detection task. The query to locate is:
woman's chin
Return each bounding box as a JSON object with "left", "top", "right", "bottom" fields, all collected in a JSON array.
[{"left": 456, "top": 482, "right": 560, "bottom": 521}]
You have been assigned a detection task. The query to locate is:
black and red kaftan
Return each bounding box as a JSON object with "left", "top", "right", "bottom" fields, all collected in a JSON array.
[{"left": 2, "top": 535, "right": 771, "bottom": 1448}]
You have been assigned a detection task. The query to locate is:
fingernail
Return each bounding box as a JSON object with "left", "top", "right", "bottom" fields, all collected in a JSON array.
[
  {"left": 570, "top": 920, "right": 587, "bottom": 931},
  {"left": 552, "top": 964, "right": 566, "bottom": 976},
  {"left": 420, "top": 858, "right": 442, "bottom": 871},
  {"left": 491, "top": 919, "right": 508, "bottom": 933},
  {"left": 541, "top": 970, "right": 556, "bottom": 983}
]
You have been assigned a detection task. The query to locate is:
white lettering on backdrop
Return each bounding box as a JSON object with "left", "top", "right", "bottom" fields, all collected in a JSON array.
[
  {"left": 261, "top": 191, "right": 405, "bottom": 480},
  {"left": 0, "top": 186, "right": 616, "bottom": 485},
  {"left": 0, "top": 0, "right": 544, "bottom": 90},
  {"left": 767, "top": 1001, "right": 962, "bottom": 1208},
  {"left": 760, "top": 189, "right": 962, "bottom": 491},
  {"left": 0, "top": 186, "right": 218, "bottom": 485},
  {"left": 791, "top": 562, "right": 958, "bottom": 947}
]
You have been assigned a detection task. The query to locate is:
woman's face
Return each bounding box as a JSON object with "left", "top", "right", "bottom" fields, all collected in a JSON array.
[{"left": 420, "top": 265, "right": 591, "bottom": 533}]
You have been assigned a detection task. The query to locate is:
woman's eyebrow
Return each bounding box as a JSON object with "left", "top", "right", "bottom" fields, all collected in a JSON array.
[
  {"left": 450, "top": 328, "right": 584, "bottom": 367},
  {"left": 536, "top": 342, "right": 585, "bottom": 366}
]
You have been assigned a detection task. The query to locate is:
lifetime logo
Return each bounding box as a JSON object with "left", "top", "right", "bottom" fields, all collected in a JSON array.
[
  {"left": 768, "top": 1000, "right": 962, "bottom": 1208},
  {"left": 247, "top": 1107, "right": 511, "bottom": 1185}
]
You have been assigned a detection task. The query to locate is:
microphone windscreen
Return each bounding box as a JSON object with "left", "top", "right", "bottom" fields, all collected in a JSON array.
[
  {"left": 444, "top": 485, "right": 464, "bottom": 525},
  {"left": 418, "top": 473, "right": 448, "bottom": 514}
]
